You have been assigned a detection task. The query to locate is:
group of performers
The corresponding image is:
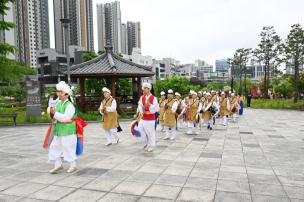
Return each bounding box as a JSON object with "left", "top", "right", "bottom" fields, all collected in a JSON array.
[{"left": 45, "top": 81, "right": 244, "bottom": 174}]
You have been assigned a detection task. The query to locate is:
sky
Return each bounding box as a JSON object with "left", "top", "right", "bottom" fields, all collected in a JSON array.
[{"left": 49, "top": 0, "right": 304, "bottom": 66}]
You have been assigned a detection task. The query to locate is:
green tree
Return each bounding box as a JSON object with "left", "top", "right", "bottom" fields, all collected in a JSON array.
[
  {"left": 229, "top": 48, "right": 252, "bottom": 96},
  {"left": 283, "top": 24, "right": 304, "bottom": 103},
  {"left": 254, "top": 26, "right": 282, "bottom": 98},
  {"left": 273, "top": 78, "right": 293, "bottom": 98},
  {"left": 83, "top": 51, "right": 98, "bottom": 62},
  {"left": 0, "top": 0, "right": 17, "bottom": 56},
  {"left": 154, "top": 76, "right": 200, "bottom": 97}
]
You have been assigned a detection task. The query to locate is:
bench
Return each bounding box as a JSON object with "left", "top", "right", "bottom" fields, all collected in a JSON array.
[{"left": 0, "top": 114, "right": 17, "bottom": 126}]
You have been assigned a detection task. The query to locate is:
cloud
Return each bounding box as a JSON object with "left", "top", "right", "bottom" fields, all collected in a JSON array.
[{"left": 50, "top": 0, "right": 304, "bottom": 66}]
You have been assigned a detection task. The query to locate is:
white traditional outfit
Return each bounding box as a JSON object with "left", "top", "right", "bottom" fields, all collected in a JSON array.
[
  {"left": 99, "top": 87, "right": 119, "bottom": 146},
  {"left": 137, "top": 83, "right": 159, "bottom": 152},
  {"left": 158, "top": 91, "right": 166, "bottom": 132},
  {"left": 163, "top": 89, "right": 178, "bottom": 140},
  {"left": 175, "top": 92, "right": 184, "bottom": 129},
  {"left": 48, "top": 81, "right": 77, "bottom": 174}
]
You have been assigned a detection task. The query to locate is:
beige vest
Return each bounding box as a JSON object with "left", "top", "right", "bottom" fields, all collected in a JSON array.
[
  {"left": 102, "top": 97, "right": 118, "bottom": 130},
  {"left": 158, "top": 98, "right": 166, "bottom": 122},
  {"left": 164, "top": 98, "right": 177, "bottom": 127},
  {"left": 189, "top": 98, "right": 199, "bottom": 123}
]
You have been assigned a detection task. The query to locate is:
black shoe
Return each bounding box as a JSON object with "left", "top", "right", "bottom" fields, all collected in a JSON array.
[
  {"left": 209, "top": 127, "right": 212, "bottom": 130},
  {"left": 207, "top": 125, "right": 210, "bottom": 129}
]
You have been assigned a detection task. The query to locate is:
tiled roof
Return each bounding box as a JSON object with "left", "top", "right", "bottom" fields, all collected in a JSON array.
[{"left": 67, "top": 47, "right": 154, "bottom": 77}]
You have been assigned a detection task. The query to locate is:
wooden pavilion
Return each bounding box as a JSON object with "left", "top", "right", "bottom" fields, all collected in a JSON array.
[{"left": 67, "top": 46, "right": 154, "bottom": 112}]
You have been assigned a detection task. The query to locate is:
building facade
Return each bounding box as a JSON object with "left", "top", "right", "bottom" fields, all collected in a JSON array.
[
  {"left": 127, "top": 21, "right": 141, "bottom": 55},
  {"left": 53, "top": 0, "right": 94, "bottom": 54},
  {"left": 97, "top": 1, "right": 121, "bottom": 53},
  {"left": 14, "top": 0, "right": 50, "bottom": 67}
]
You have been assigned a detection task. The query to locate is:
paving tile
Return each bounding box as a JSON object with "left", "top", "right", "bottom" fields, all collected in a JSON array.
[
  {"left": 201, "top": 152, "right": 222, "bottom": 159},
  {"left": 214, "top": 191, "right": 251, "bottom": 202},
  {"left": 144, "top": 184, "right": 181, "bottom": 200},
  {"left": 177, "top": 188, "right": 215, "bottom": 202},
  {"left": 250, "top": 183, "right": 287, "bottom": 197},
  {"left": 98, "top": 193, "right": 139, "bottom": 202},
  {"left": 252, "top": 194, "right": 290, "bottom": 202},
  {"left": 154, "top": 174, "right": 187, "bottom": 187},
  {"left": 27, "top": 185, "right": 75, "bottom": 201},
  {"left": 54, "top": 176, "right": 94, "bottom": 188},
  {"left": 217, "top": 179, "right": 250, "bottom": 194},
  {"left": 75, "top": 168, "right": 109, "bottom": 177},
  {"left": 112, "top": 181, "right": 150, "bottom": 195},
  {"left": 184, "top": 177, "right": 217, "bottom": 190},
  {"left": 60, "top": 189, "right": 106, "bottom": 202},
  {"left": 2, "top": 182, "right": 47, "bottom": 197}
]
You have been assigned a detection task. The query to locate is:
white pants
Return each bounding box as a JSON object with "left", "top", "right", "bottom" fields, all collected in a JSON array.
[
  {"left": 49, "top": 135, "right": 77, "bottom": 166},
  {"left": 204, "top": 120, "right": 213, "bottom": 127},
  {"left": 138, "top": 120, "right": 156, "bottom": 148},
  {"left": 177, "top": 119, "right": 183, "bottom": 129},
  {"left": 222, "top": 116, "right": 227, "bottom": 125},
  {"left": 104, "top": 128, "right": 119, "bottom": 144},
  {"left": 165, "top": 126, "right": 176, "bottom": 139},
  {"left": 187, "top": 122, "right": 199, "bottom": 133}
]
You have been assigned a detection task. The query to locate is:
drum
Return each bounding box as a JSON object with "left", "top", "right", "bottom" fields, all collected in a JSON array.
[{"left": 209, "top": 105, "right": 218, "bottom": 116}]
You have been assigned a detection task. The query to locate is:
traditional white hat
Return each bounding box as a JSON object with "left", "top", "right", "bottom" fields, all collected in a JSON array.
[
  {"left": 160, "top": 91, "right": 165, "bottom": 96},
  {"left": 211, "top": 90, "right": 215, "bottom": 93},
  {"left": 221, "top": 92, "right": 225, "bottom": 95},
  {"left": 198, "top": 91, "right": 202, "bottom": 94},
  {"left": 142, "top": 82, "right": 152, "bottom": 90},
  {"left": 191, "top": 91, "right": 197, "bottom": 95},
  {"left": 56, "top": 81, "right": 66, "bottom": 92},
  {"left": 102, "top": 87, "right": 111, "bottom": 94},
  {"left": 62, "top": 84, "right": 72, "bottom": 96},
  {"left": 231, "top": 93, "right": 235, "bottom": 96},
  {"left": 229, "top": 90, "right": 232, "bottom": 94},
  {"left": 203, "top": 91, "right": 207, "bottom": 95},
  {"left": 168, "top": 89, "right": 173, "bottom": 94},
  {"left": 206, "top": 92, "right": 211, "bottom": 96},
  {"left": 189, "top": 90, "right": 195, "bottom": 94},
  {"left": 175, "top": 92, "right": 181, "bottom": 96}
]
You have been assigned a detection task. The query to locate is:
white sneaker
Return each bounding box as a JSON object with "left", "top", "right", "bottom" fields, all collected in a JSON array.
[
  {"left": 195, "top": 131, "right": 199, "bottom": 135},
  {"left": 147, "top": 148, "right": 154, "bottom": 152},
  {"left": 49, "top": 166, "right": 64, "bottom": 174},
  {"left": 170, "top": 137, "right": 175, "bottom": 140},
  {"left": 105, "top": 142, "right": 112, "bottom": 146},
  {"left": 67, "top": 167, "right": 77, "bottom": 173},
  {"left": 163, "top": 136, "right": 170, "bottom": 140},
  {"left": 187, "top": 130, "right": 192, "bottom": 135}
]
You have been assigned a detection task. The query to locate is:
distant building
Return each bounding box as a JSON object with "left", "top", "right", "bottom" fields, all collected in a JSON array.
[
  {"left": 127, "top": 21, "right": 141, "bottom": 55},
  {"left": 14, "top": 0, "right": 50, "bottom": 67},
  {"left": 97, "top": 1, "right": 121, "bottom": 53},
  {"left": 54, "top": 0, "right": 94, "bottom": 54},
  {"left": 215, "top": 59, "right": 229, "bottom": 72}
]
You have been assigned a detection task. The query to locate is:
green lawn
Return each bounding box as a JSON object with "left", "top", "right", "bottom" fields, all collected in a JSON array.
[{"left": 249, "top": 99, "right": 304, "bottom": 111}]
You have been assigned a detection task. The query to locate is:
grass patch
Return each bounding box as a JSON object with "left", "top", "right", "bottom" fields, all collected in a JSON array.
[{"left": 249, "top": 99, "right": 304, "bottom": 110}]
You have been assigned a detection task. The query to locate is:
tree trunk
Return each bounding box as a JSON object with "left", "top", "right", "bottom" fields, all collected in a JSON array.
[
  {"left": 263, "top": 63, "right": 268, "bottom": 98},
  {"left": 294, "top": 58, "right": 299, "bottom": 103}
]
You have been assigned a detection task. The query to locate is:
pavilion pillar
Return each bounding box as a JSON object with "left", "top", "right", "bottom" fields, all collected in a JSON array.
[
  {"left": 110, "top": 78, "right": 116, "bottom": 97},
  {"left": 137, "top": 77, "right": 142, "bottom": 96},
  {"left": 79, "top": 77, "right": 85, "bottom": 111}
]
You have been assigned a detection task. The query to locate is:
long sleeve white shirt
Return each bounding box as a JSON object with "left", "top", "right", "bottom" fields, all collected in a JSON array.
[
  {"left": 99, "top": 97, "right": 117, "bottom": 115},
  {"left": 54, "top": 100, "right": 75, "bottom": 122},
  {"left": 137, "top": 94, "right": 159, "bottom": 114}
]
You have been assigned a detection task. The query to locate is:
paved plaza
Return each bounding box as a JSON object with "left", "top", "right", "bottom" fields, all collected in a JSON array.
[{"left": 0, "top": 109, "right": 304, "bottom": 201}]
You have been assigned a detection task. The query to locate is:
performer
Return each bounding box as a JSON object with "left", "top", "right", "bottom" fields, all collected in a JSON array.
[
  {"left": 163, "top": 89, "right": 178, "bottom": 140},
  {"left": 219, "top": 92, "right": 230, "bottom": 126},
  {"left": 158, "top": 91, "right": 166, "bottom": 132},
  {"left": 187, "top": 91, "right": 201, "bottom": 135},
  {"left": 137, "top": 83, "right": 159, "bottom": 152},
  {"left": 175, "top": 92, "right": 184, "bottom": 129},
  {"left": 99, "top": 87, "right": 119, "bottom": 146},
  {"left": 201, "top": 93, "right": 219, "bottom": 130},
  {"left": 48, "top": 81, "right": 77, "bottom": 174},
  {"left": 230, "top": 93, "right": 238, "bottom": 122}
]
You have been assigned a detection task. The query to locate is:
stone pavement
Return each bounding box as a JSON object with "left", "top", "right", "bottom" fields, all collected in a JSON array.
[{"left": 0, "top": 109, "right": 304, "bottom": 202}]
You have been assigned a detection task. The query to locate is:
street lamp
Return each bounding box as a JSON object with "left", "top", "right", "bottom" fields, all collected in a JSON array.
[{"left": 60, "top": 16, "right": 71, "bottom": 85}]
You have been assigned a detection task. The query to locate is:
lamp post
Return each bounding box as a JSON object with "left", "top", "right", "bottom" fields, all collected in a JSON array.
[{"left": 60, "top": 1, "right": 71, "bottom": 85}]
